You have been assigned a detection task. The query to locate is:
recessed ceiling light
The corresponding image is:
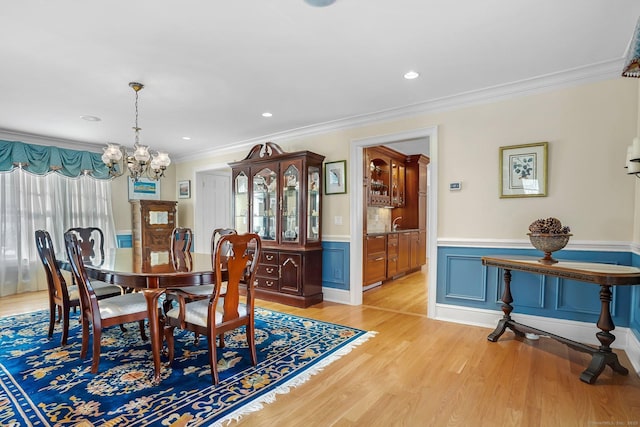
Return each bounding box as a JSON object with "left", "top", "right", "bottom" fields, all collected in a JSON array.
[
  {"left": 304, "top": 0, "right": 336, "bottom": 6},
  {"left": 404, "top": 71, "right": 420, "bottom": 80},
  {"left": 182, "top": 136, "right": 191, "bottom": 140},
  {"left": 80, "top": 115, "right": 101, "bottom": 122},
  {"left": 262, "top": 112, "right": 273, "bottom": 118}
]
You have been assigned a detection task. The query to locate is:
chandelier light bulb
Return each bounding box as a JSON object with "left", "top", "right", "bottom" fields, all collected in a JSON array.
[
  {"left": 133, "top": 145, "right": 151, "bottom": 163},
  {"left": 155, "top": 151, "right": 171, "bottom": 167}
]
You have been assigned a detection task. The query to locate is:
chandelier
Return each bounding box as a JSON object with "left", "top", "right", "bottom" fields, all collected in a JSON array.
[{"left": 101, "top": 82, "right": 171, "bottom": 181}]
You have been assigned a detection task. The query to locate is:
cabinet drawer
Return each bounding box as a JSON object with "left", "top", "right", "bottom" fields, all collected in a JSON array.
[
  {"left": 256, "top": 277, "right": 279, "bottom": 290},
  {"left": 258, "top": 264, "right": 279, "bottom": 278},
  {"left": 261, "top": 250, "right": 279, "bottom": 265},
  {"left": 365, "top": 256, "right": 386, "bottom": 284},
  {"left": 387, "top": 234, "right": 398, "bottom": 256},
  {"left": 366, "top": 235, "right": 386, "bottom": 254}
]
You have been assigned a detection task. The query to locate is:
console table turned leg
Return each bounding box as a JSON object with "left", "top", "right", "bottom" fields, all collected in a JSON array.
[
  {"left": 579, "top": 285, "right": 629, "bottom": 384},
  {"left": 488, "top": 269, "right": 515, "bottom": 342}
]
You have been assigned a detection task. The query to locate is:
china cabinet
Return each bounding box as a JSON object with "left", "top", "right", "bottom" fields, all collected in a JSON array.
[
  {"left": 365, "top": 146, "right": 406, "bottom": 207},
  {"left": 229, "top": 142, "right": 325, "bottom": 307}
]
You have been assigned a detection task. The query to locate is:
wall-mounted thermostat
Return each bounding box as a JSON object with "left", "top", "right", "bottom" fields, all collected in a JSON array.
[{"left": 449, "top": 182, "right": 462, "bottom": 191}]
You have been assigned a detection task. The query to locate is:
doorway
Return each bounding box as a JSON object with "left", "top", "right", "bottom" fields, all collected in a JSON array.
[
  {"left": 194, "top": 168, "right": 232, "bottom": 253},
  {"left": 362, "top": 139, "right": 430, "bottom": 315},
  {"left": 349, "top": 126, "right": 438, "bottom": 318}
]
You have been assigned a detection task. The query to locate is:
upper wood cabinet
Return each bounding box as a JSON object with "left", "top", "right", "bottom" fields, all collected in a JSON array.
[
  {"left": 402, "top": 154, "right": 430, "bottom": 230},
  {"left": 229, "top": 142, "right": 325, "bottom": 307},
  {"left": 365, "top": 146, "right": 406, "bottom": 208}
]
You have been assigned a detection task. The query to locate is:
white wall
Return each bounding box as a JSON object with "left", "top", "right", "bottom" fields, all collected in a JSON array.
[{"left": 112, "top": 78, "right": 640, "bottom": 244}]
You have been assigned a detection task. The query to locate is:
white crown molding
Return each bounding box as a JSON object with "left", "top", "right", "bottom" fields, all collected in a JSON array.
[
  {"left": 0, "top": 58, "right": 623, "bottom": 164},
  {"left": 437, "top": 237, "right": 632, "bottom": 252},
  {"left": 174, "top": 58, "right": 623, "bottom": 163}
]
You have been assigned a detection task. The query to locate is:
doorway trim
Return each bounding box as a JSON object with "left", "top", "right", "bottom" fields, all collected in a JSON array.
[{"left": 349, "top": 126, "right": 438, "bottom": 317}]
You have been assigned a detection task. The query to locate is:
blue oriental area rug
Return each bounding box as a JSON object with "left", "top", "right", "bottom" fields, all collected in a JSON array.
[{"left": 0, "top": 308, "right": 375, "bottom": 426}]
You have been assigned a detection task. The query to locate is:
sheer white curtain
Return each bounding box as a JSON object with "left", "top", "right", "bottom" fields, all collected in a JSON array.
[{"left": 0, "top": 168, "right": 116, "bottom": 297}]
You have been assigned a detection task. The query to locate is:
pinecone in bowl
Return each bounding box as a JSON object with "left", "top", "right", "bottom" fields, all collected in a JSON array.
[{"left": 527, "top": 218, "right": 572, "bottom": 264}]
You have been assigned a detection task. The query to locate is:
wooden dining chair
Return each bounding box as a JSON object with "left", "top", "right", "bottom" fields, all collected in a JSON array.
[
  {"left": 35, "top": 230, "right": 122, "bottom": 346},
  {"left": 65, "top": 227, "right": 105, "bottom": 265},
  {"left": 171, "top": 227, "right": 193, "bottom": 255},
  {"left": 166, "top": 228, "right": 237, "bottom": 300},
  {"left": 164, "top": 232, "right": 261, "bottom": 384},
  {"left": 64, "top": 231, "right": 150, "bottom": 373}
]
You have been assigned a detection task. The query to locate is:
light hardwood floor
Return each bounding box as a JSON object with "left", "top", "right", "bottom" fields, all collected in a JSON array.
[{"left": 2, "top": 269, "right": 639, "bottom": 426}]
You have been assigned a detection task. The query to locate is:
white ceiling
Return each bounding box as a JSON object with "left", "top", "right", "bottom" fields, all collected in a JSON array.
[{"left": 1, "top": 1, "right": 639, "bottom": 162}]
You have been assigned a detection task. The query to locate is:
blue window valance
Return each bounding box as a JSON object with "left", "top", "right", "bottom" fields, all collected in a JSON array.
[{"left": 0, "top": 140, "right": 111, "bottom": 179}]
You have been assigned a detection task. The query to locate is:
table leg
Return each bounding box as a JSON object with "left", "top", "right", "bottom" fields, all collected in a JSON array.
[
  {"left": 579, "top": 285, "right": 629, "bottom": 384},
  {"left": 488, "top": 269, "right": 520, "bottom": 342},
  {"left": 142, "top": 288, "right": 165, "bottom": 383}
]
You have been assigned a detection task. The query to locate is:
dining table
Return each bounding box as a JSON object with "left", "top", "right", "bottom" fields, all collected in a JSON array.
[{"left": 61, "top": 247, "right": 216, "bottom": 382}]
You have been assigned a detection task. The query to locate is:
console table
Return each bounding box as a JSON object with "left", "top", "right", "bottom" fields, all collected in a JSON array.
[{"left": 482, "top": 255, "right": 640, "bottom": 384}]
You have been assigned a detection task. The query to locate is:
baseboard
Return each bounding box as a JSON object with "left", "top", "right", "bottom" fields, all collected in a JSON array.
[
  {"left": 433, "top": 302, "right": 631, "bottom": 350},
  {"left": 322, "top": 287, "right": 352, "bottom": 305},
  {"left": 626, "top": 329, "right": 640, "bottom": 375}
]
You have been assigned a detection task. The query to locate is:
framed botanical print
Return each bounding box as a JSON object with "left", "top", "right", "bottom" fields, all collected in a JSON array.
[{"left": 499, "top": 142, "right": 548, "bottom": 198}]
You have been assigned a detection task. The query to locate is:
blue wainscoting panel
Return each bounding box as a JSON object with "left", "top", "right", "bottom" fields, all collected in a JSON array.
[
  {"left": 437, "top": 246, "right": 632, "bottom": 326},
  {"left": 117, "top": 234, "right": 132, "bottom": 248},
  {"left": 631, "top": 252, "right": 640, "bottom": 341},
  {"left": 322, "top": 241, "right": 349, "bottom": 290},
  {"left": 444, "top": 255, "right": 486, "bottom": 301}
]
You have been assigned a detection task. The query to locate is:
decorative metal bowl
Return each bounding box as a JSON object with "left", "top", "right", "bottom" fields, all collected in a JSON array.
[{"left": 527, "top": 233, "right": 572, "bottom": 264}]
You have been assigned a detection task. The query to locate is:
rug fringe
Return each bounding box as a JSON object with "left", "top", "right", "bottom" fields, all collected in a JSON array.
[{"left": 211, "top": 331, "right": 377, "bottom": 426}]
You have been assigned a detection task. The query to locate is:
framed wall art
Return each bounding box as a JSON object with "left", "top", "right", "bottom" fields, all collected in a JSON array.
[
  {"left": 178, "top": 180, "right": 191, "bottom": 199},
  {"left": 325, "top": 160, "right": 347, "bottom": 195},
  {"left": 128, "top": 177, "right": 161, "bottom": 200},
  {"left": 499, "top": 142, "right": 548, "bottom": 198}
]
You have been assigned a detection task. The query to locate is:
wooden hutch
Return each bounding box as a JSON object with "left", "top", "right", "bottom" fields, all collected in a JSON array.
[
  {"left": 229, "top": 142, "right": 325, "bottom": 307},
  {"left": 130, "top": 199, "right": 177, "bottom": 271}
]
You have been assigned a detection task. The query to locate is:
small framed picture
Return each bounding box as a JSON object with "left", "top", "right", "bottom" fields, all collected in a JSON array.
[
  {"left": 499, "top": 142, "right": 548, "bottom": 198},
  {"left": 128, "top": 177, "right": 160, "bottom": 200},
  {"left": 178, "top": 180, "right": 191, "bottom": 199},
  {"left": 325, "top": 160, "right": 347, "bottom": 195}
]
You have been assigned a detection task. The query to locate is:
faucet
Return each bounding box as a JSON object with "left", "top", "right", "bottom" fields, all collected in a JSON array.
[{"left": 392, "top": 216, "right": 403, "bottom": 231}]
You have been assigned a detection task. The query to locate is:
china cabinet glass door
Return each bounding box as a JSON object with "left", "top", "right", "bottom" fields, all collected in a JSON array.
[
  {"left": 252, "top": 167, "right": 277, "bottom": 241},
  {"left": 281, "top": 165, "right": 300, "bottom": 242},
  {"left": 234, "top": 172, "right": 249, "bottom": 234},
  {"left": 307, "top": 166, "right": 320, "bottom": 241}
]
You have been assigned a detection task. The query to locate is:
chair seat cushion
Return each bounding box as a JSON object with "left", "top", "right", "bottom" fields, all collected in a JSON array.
[
  {"left": 99, "top": 292, "right": 148, "bottom": 319},
  {"left": 169, "top": 284, "right": 215, "bottom": 296},
  {"left": 65, "top": 282, "right": 121, "bottom": 301},
  {"left": 166, "top": 299, "right": 247, "bottom": 328},
  {"left": 92, "top": 281, "right": 123, "bottom": 297}
]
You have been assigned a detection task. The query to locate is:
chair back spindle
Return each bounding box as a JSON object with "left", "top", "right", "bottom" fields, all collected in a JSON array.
[{"left": 65, "top": 227, "right": 105, "bottom": 266}]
